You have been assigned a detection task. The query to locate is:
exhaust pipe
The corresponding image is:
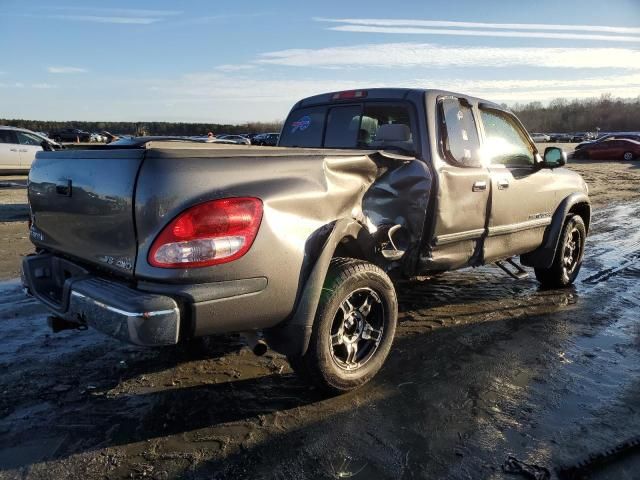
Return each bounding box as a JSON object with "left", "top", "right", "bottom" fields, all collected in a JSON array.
[{"left": 244, "top": 331, "right": 268, "bottom": 356}]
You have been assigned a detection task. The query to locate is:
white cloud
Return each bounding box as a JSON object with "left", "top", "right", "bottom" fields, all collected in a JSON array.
[
  {"left": 328, "top": 25, "right": 640, "bottom": 43},
  {"left": 258, "top": 43, "right": 640, "bottom": 70},
  {"left": 145, "top": 70, "right": 640, "bottom": 113},
  {"left": 48, "top": 66, "right": 87, "bottom": 74},
  {"left": 316, "top": 18, "right": 640, "bottom": 43},
  {"left": 32, "top": 83, "right": 57, "bottom": 89},
  {"left": 49, "top": 14, "right": 161, "bottom": 25},
  {"left": 316, "top": 18, "right": 640, "bottom": 35},
  {"left": 48, "top": 7, "right": 182, "bottom": 17},
  {"left": 215, "top": 64, "right": 257, "bottom": 72},
  {"left": 43, "top": 7, "right": 181, "bottom": 24}
]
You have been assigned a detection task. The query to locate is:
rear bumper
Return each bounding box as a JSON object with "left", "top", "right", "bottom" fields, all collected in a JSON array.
[{"left": 22, "top": 254, "right": 180, "bottom": 346}]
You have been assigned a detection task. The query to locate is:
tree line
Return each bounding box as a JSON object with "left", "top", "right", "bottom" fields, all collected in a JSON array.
[
  {"left": 2, "top": 94, "right": 638, "bottom": 136},
  {"left": 0, "top": 119, "right": 283, "bottom": 136},
  {"left": 509, "top": 94, "right": 640, "bottom": 133}
]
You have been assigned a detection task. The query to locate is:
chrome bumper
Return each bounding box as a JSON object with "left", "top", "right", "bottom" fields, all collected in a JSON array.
[{"left": 22, "top": 254, "right": 181, "bottom": 346}]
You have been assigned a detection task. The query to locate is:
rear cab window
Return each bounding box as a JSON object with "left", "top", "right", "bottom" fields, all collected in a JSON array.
[{"left": 279, "top": 101, "right": 417, "bottom": 155}]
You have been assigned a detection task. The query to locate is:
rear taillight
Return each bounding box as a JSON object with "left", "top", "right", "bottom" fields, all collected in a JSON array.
[{"left": 149, "top": 197, "right": 263, "bottom": 268}]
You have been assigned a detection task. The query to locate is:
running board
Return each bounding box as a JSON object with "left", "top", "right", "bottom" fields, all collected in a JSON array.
[{"left": 495, "top": 258, "right": 529, "bottom": 280}]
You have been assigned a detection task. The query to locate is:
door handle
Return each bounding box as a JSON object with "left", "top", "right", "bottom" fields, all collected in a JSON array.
[
  {"left": 9, "top": 148, "right": 18, "bottom": 152},
  {"left": 19, "top": 149, "right": 28, "bottom": 153},
  {"left": 497, "top": 179, "right": 510, "bottom": 189},
  {"left": 472, "top": 181, "right": 487, "bottom": 192}
]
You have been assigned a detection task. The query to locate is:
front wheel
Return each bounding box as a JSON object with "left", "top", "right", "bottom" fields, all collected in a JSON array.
[
  {"left": 535, "top": 215, "right": 586, "bottom": 288},
  {"left": 288, "top": 258, "right": 398, "bottom": 394}
]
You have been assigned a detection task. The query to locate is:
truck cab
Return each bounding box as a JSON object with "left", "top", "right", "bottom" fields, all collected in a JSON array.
[{"left": 279, "top": 88, "right": 589, "bottom": 274}]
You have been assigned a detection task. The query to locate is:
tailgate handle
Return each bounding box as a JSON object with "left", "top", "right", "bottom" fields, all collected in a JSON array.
[{"left": 56, "top": 180, "right": 72, "bottom": 197}]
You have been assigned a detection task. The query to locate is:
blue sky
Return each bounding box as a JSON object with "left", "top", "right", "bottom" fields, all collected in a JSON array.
[{"left": 1, "top": 0, "right": 639, "bottom": 123}]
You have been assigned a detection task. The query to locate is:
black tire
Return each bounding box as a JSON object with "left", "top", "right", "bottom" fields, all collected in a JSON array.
[
  {"left": 623, "top": 151, "right": 635, "bottom": 161},
  {"left": 288, "top": 257, "right": 398, "bottom": 394},
  {"left": 535, "top": 215, "right": 586, "bottom": 288}
]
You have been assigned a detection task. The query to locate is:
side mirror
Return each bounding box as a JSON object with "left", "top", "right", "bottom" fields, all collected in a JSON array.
[{"left": 543, "top": 146, "right": 567, "bottom": 168}]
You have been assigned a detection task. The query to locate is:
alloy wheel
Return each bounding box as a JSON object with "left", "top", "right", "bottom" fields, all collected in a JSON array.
[
  {"left": 562, "top": 226, "right": 582, "bottom": 277},
  {"left": 329, "top": 287, "right": 385, "bottom": 371}
]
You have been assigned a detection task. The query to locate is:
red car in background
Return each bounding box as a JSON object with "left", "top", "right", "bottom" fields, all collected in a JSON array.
[{"left": 573, "top": 134, "right": 640, "bottom": 160}]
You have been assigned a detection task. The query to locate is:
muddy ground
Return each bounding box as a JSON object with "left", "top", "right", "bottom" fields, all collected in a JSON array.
[{"left": 0, "top": 159, "right": 639, "bottom": 479}]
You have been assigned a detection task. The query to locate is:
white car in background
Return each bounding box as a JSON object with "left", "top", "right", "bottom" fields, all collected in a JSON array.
[
  {"left": 530, "top": 132, "right": 551, "bottom": 142},
  {"left": 217, "top": 134, "right": 251, "bottom": 145},
  {"left": 0, "top": 126, "right": 61, "bottom": 173}
]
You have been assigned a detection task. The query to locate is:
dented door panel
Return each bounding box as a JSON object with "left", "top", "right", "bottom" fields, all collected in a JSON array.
[{"left": 420, "top": 165, "right": 490, "bottom": 270}]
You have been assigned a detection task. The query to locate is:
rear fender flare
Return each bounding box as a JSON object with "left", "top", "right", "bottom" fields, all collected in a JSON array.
[
  {"left": 266, "top": 218, "right": 366, "bottom": 356},
  {"left": 520, "top": 192, "right": 590, "bottom": 269}
]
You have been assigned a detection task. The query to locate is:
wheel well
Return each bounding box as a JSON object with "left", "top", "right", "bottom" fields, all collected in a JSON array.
[
  {"left": 332, "top": 235, "right": 368, "bottom": 261},
  {"left": 569, "top": 202, "right": 590, "bottom": 233}
]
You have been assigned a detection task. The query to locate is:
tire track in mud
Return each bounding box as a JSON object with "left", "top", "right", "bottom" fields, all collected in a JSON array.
[{"left": 579, "top": 203, "right": 640, "bottom": 287}]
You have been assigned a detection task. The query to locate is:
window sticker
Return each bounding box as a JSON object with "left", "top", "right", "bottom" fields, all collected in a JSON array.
[{"left": 291, "top": 115, "right": 311, "bottom": 133}]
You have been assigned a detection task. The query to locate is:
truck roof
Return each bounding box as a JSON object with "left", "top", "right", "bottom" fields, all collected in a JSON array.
[{"left": 293, "top": 88, "right": 504, "bottom": 110}]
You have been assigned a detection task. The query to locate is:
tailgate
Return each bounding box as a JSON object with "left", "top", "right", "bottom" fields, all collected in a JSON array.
[{"left": 28, "top": 149, "right": 145, "bottom": 277}]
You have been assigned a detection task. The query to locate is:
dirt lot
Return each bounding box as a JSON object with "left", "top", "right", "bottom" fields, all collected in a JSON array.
[{"left": 0, "top": 158, "right": 639, "bottom": 479}]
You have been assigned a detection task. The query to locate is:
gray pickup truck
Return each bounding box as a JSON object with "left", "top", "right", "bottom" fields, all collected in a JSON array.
[{"left": 22, "top": 89, "right": 590, "bottom": 393}]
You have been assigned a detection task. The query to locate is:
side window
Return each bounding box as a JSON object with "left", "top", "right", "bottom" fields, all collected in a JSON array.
[
  {"left": 16, "top": 132, "right": 43, "bottom": 146},
  {"left": 0, "top": 130, "right": 18, "bottom": 144},
  {"left": 438, "top": 98, "right": 481, "bottom": 167},
  {"left": 324, "top": 105, "right": 361, "bottom": 148},
  {"left": 480, "top": 109, "right": 535, "bottom": 166}
]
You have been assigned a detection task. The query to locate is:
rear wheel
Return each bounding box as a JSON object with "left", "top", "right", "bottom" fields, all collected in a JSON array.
[
  {"left": 623, "top": 151, "right": 635, "bottom": 161},
  {"left": 288, "top": 258, "right": 398, "bottom": 394},
  {"left": 535, "top": 215, "right": 586, "bottom": 288}
]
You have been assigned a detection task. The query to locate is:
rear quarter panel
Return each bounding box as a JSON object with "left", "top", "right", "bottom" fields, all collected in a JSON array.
[{"left": 134, "top": 149, "right": 380, "bottom": 330}]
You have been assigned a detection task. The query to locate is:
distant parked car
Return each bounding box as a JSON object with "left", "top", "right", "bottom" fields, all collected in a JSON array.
[
  {"left": 0, "top": 126, "right": 61, "bottom": 172},
  {"left": 253, "top": 133, "right": 280, "bottom": 146},
  {"left": 575, "top": 134, "right": 640, "bottom": 150},
  {"left": 570, "top": 132, "right": 595, "bottom": 142},
  {"left": 49, "top": 128, "right": 91, "bottom": 143},
  {"left": 530, "top": 132, "right": 550, "bottom": 142},
  {"left": 217, "top": 134, "right": 251, "bottom": 145},
  {"left": 549, "top": 133, "right": 573, "bottom": 142},
  {"left": 572, "top": 136, "right": 640, "bottom": 160}
]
